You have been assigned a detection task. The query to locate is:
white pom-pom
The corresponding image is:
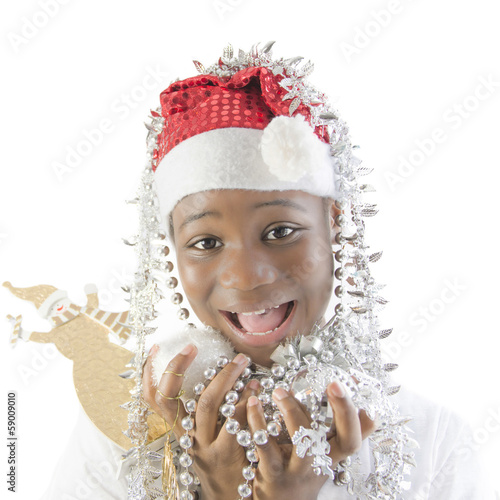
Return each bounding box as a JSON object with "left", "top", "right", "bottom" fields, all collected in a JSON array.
[
  {"left": 260, "top": 115, "right": 331, "bottom": 182},
  {"left": 151, "top": 324, "right": 236, "bottom": 400}
]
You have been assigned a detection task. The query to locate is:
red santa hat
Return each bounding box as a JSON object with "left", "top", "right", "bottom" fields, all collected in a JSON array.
[{"left": 152, "top": 65, "right": 338, "bottom": 218}]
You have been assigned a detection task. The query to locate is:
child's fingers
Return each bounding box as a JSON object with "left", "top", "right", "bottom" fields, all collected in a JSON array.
[
  {"left": 271, "top": 387, "right": 315, "bottom": 472},
  {"left": 246, "top": 395, "right": 284, "bottom": 479},
  {"left": 326, "top": 380, "right": 364, "bottom": 463},
  {"left": 195, "top": 353, "right": 250, "bottom": 445},
  {"left": 142, "top": 345, "right": 163, "bottom": 414},
  {"left": 148, "top": 344, "right": 197, "bottom": 436},
  {"left": 272, "top": 387, "right": 311, "bottom": 432},
  {"left": 359, "top": 409, "right": 377, "bottom": 440}
]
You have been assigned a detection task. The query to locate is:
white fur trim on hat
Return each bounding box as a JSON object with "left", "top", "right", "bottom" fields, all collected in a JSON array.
[
  {"left": 154, "top": 118, "right": 337, "bottom": 219},
  {"left": 38, "top": 290, "right": 68, "bottom": 318}
]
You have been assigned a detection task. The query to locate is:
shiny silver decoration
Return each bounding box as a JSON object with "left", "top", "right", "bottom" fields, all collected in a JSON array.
[
  {"left": 245, "top": 448, "right": 259, "bottom": 463},
  {"left": 181, "top": 416, "right": 194, "bottom": 431},
  {"left": 220, "top": 403, "right": 236, "bottom": 418},
  {"left": 378, "top": 328, "right": 393, "bottom": 339},
  {"left": 242, "top": 465, "right": 255, "bottom": 481},
  {"left": 203, "top": 367, "right": 216, "bottom": 380},
  {"left": 253, "top": 429, "right": 269, "bottom": 446},
  {"left": 236, "top": 430, "right": 252, "bottom": 447},
  {"left": 292, "top": 425, "right": 334, "bottom": 479},
  {"left": 225, "top": 418, "right": 240, "bottom": 435},
  {"left": 237, "top": 483, "right": 252, "bottom": 498},
  {"left": 383, "top": 363, "right": 399, "bottom": 372},
  {"left": 192, "top": 60, "right": 205, "bottom": 74},
  {"left": 267, "top": 421, "right": 281, "bottom": 437},
  {"left": 225, "top": 390, "right": 239, "bottom": 404},
  {"left": 179, "top": 435, "right": 192, "bottom": 450},
  {"left": 369, "top": 251, "right": 383, "bottom": 263}
]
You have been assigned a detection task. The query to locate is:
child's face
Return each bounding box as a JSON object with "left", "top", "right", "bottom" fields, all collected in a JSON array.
[{"left": 171, "top": 189, "right": 336, "bottom": 366}]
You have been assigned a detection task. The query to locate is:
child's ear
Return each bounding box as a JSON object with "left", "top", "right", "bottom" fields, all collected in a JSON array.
[{"left": 329, "top": 200, "right": 342, "bottom": 245}]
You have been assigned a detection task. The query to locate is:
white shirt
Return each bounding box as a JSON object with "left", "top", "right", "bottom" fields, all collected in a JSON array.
[{"left": 41, "top": 388, "right": 495, "bottom": 500}]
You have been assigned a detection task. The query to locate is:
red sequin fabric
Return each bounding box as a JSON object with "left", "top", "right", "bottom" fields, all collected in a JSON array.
[{"left": 153, "top": 67, "right": 328, "bottom": 170}]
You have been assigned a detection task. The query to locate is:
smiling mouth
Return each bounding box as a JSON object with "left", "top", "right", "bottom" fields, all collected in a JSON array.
[{"left": 221, "top": 301, "right": 295, "bottom": 336}]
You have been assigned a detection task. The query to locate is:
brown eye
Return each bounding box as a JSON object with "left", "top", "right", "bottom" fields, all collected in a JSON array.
[
  {"left": 265, "top": 226, "right": 294, "bottom": 240},
  {"left": 193, "top": 238, "right": 221, "bottom": 250}
]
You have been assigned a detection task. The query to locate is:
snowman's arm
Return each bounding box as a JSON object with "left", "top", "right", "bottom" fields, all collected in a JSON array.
[
  {"left": 6, "top": 314, "right": 58, "bottom": 346},
  {"left": 6, "top": 314, "right": 25, "bottom": 347},
  {"left": 84, "top": 283, "right": 99, "bottom": 308},
  {"left": 29, "top": 330, "right": 56, "bottom": 344}
]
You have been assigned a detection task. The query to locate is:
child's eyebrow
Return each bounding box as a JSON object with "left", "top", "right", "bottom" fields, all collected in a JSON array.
[
  {"left": 179, "top": 210, "right": 221, "bottom": 230},
  {"left": 252, "top": 199, "right": 307, "bottom": 212},
  {"left": 179, "top": 199, "right": 306, "bottom": 231}
]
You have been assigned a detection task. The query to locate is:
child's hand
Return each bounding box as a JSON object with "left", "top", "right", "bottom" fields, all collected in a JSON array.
[
  {"left": 142, "top": 345, "right": 259, "bottom": 500},
  {"left": 246, "top": 380, "right": 376, "bottom": 500}
]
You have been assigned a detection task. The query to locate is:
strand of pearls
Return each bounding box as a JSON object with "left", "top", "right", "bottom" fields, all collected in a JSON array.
[{"left": 172, "top": 349, "right": 361, "bottom": 499}]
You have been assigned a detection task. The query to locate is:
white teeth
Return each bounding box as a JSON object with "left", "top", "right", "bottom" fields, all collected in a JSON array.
[
  {"left": 245, "top": 326, "right": 280, "bottom": 336},
  {"left": 240, "top": 309, "right": 267, "bottom": 316},
  {"left": 231, "top": 304, "right": 283, "bottom": 316}
]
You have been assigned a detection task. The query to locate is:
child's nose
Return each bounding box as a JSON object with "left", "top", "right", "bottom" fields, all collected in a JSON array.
[{"left": 218, "top": 247, "right": 279, "bottom": 291}]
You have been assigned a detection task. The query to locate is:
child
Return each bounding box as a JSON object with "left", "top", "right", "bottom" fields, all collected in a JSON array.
[
  {"left": 41, "top": 43, "right": 493, "bottom": 500},
  {"left": 142, "top": 188, "right": 376, "bottom": 499}
]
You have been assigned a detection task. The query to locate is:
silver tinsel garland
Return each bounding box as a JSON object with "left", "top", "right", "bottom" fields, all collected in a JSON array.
[{"left": 123, "top": 42, "right": 416, "bottom": 499}]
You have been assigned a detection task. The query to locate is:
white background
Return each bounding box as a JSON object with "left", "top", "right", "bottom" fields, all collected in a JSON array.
[{"left": 1, "top": 0, "right": 499, "bottom": 498}]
